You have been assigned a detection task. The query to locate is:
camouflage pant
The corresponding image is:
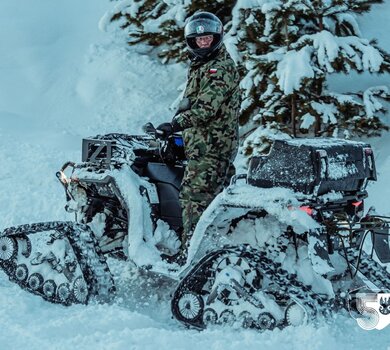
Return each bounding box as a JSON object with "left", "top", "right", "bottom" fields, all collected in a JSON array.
[{"left": 179, "top": 158, "right": 235, "bottom": 248}]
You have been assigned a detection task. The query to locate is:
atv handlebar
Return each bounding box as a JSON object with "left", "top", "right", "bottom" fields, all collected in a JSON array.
[
  {"left": 142, "top": 122, "right": 158, "bottom": 136},
  {"left": 142, "top": 122, "right": 181, "bottom": 140}
]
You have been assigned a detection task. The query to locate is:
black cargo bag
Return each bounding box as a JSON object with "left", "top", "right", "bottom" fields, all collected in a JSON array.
[{"left": 247, "top": 139, "right": 376, "bottom": 196}]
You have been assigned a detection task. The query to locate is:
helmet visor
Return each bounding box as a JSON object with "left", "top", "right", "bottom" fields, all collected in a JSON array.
[{"left": 185, "top": 19, "right": 222, "bottom": 38}]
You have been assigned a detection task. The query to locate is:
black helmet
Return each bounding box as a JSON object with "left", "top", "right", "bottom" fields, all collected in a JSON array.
[{"left": 184, "top": 12, "right": 224, "bottom": 60}]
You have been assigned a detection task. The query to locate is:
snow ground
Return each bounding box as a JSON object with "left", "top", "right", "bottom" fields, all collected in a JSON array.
[{"left": 0, "top": 0, "right": 390, "bottom": 349}]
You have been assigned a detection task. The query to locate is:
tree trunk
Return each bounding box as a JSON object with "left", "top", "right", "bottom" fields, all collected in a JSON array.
[
  {"left": 314, "top": 78, "right": 323, "bottom": 136},
  {"left": 291, "top": 94, "right": 297, "bottom": 137},
  {"left": 314, "top": 115, "right": 321, "bottom": 136},
  {"left": 319, "top": 15, "right": 323, "bottom": 31}
]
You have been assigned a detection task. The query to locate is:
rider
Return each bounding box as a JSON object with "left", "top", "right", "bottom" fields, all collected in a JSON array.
[{"left": 156, "top": 11, "right": 240, "bottom": 256}]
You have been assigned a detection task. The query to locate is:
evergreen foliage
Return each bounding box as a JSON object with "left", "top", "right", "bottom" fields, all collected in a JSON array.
[
  {"left": 237, "top": 0, "right": 390, "bottom": 153},
  {"left": 105, "top": 0, "right": 390, "bottom": 155},
  {"left": 108, "top": 0, "right": 235, "bottom": 62}
]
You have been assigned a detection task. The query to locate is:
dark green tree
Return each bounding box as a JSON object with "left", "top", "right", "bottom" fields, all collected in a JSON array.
[
  {"left": 237, "top": 0, "right": 390, "bottom": 156},
  {"left": 107, "top": 0, "right": 235, "bottom": 62},
  {"left": 104, "top": 0, "right": 390, "bottom": 157}
]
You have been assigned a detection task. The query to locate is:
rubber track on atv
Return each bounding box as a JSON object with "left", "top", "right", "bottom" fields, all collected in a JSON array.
[
  {"left": 0, "top": 221, "right": 115, "bottom": 305},
  {"left": 171, "top": 245, "right": 333, "bottom": 330}
]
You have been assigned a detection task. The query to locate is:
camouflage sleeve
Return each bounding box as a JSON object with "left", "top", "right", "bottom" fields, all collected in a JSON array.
[{"left": 175, "top": 68, "right": 233, "bottom": 128}]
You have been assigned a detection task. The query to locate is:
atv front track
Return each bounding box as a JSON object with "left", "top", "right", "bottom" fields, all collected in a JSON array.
[{"left": 0, "top": 221, "right": 115, "bottom": 305}]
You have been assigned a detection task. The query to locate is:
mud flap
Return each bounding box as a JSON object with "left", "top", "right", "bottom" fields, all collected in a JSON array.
[
  {"left": 0, "top": 222, "right": 115, "bottom": 305},
  {"left": 361, "top": 215, "right": 390, "bottom": 264},
  {"left": 307, "top": 229, "right": 335, "bottom": 276},
  {"left": 372, "top": 227, "right": 390, "bottom": 264}
]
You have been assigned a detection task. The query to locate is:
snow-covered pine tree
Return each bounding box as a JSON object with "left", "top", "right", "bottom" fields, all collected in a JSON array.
[
  {"left": 102, "top": 0, "right": 390, "bottom": 157},
  {"left": 238, "top": 0, "right": 390, "bottom": 156},
  {"left": 106, "top": 0, "right": 236, "bottom": 62}
]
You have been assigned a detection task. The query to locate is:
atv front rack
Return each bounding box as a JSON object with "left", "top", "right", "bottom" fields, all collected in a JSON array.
[
  {"left": 82, "top": 139, "right": 114, "bottom": 167},
  {"left": 81, "top": 134, "right": 154, "bottom": 167}
]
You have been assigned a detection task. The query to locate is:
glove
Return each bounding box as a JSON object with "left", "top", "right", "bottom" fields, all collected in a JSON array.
[
  {"left": 156, "top": 122, "right": 174, "bottom": 139},
  {"left": 171, "top": 117, "right": 184, "bottom": 132}
]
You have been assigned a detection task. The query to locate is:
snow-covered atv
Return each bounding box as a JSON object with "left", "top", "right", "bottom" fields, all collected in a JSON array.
[{"left": 1, "top": 125, "right": 390, "bottom": 330}]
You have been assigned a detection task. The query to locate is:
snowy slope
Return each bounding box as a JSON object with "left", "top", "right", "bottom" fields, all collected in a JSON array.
[
  {"left": 0, "top": 0, "right": 185, "bottom": 228},
  {"left": 0, "top": 1, "right": 390, "bottom": 349}
]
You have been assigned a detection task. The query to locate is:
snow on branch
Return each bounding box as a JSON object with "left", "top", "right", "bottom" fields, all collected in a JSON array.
[
  {"left": 311, "top": 101, "right": 338, "bottom": 124},
  {"left": 256, "top": 30, "right": 385, "bottom": 95},
  {"left": 333, "top": 13, "right": 361, "bottom": 36},
  {"left": 294, "top": 30, "right": 384, "bottom": 73},
  {"left": 363, "top": 86, "right": 389, "bottom": 118},
  {"left": 300, "top": 113, "right": 316, "bottom": 130},
  {"left": 275, "top": 47, "right": 315, "bottom": 94},
  {"left": 99, "top": 0, "right": 139, "bottom": 32},
  {"left": 242, "top": 123, "right": 291, "bottom": 156}
]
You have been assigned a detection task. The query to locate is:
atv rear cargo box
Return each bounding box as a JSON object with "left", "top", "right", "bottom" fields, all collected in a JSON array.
[{"left": 247, "top": 138, "right": 376, "bottom": 196}]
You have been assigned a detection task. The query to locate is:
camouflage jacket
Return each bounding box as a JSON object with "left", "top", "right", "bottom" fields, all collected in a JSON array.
[{"left": 175, "top": 46, "right": 240, "bottom": 161}]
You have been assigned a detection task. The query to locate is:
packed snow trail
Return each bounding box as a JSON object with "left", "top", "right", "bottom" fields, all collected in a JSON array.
[
  {"left": 1, "top": 273, "right": 389, "bottom": 350},
  {"left": 1, "top": 0, "right": 390, "bottom": 349}
]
